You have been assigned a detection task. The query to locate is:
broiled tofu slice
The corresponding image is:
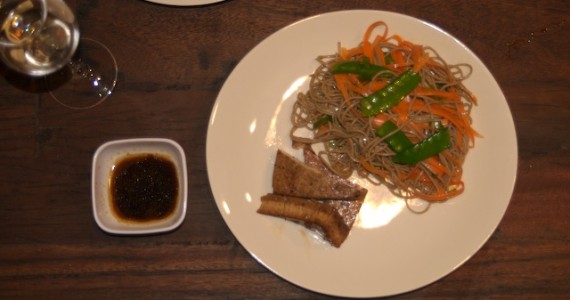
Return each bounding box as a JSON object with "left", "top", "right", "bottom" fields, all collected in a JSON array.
[
  {"left": 260, "top": 148, "right": 368, "bottom": 247},
  {"left": 258, "top": 194, "right": 351, "bottom": 248},
  {"left": 272, "top": 149, "right": 365, "bottom": 200}
]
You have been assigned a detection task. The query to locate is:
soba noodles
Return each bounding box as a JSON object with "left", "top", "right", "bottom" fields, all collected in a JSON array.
[{"left": 290, "top": 21, "right": 479, "bottom": 204}]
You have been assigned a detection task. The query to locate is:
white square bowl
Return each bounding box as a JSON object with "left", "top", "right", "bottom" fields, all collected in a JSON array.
[{"left": 92, "top": 138, "right": 188, "bottom": 235}]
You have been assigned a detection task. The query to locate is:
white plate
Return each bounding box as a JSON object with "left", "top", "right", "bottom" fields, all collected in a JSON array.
[
  {"left": 206, "top": 10, "right": 517, "bottom": 298},
  {"left": 143, "top": 0, "right": 225, "bottom": 6}
]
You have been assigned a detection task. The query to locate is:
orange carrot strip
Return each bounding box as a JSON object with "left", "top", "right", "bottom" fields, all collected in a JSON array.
[
  {"left": 391, "top": 100, "right": 410, "bottom": 123},
  {"left": 406, "top": 100, "right": 474, "bottom": 137},
  {"left": 370, "top": 35, "right": 385, "bottom": 50},
  {"left": 411, "top": 45, "right": 422, "bottom": 65},
  {"left": 370, "top": 35, "right": 387, "bottom": 65},
  {"left": 372, "top": 114, "right": 389, "bottom": 128},
  {"left": 412, "top": 53, "right": 430, "bottom": 73},
  {"left": 415, "top": 87, "right": 462, "bottom": 101},
  {"left": 339, "top": 46, "right": 364, "bottom": 61},
  {"left": 455, "top": 102, "right": 481, "bottom": 146},
  {"left": 423, "top": 156, "right": 449, "bottom": 176},
  {"left": 398, "top": 99, "right": 479, "bottom": 148},
  {"left": 362, "top": 21, "right": 388, "bottom": 62},
  {"left": 375, "top": 47, "right": 387, "bottom": 65},
  {"left": 391, "top": 49, "right": 405, "bottom": 65},
  {"left": 368, "top": 80, "right": 388, "bottom": 93},
  {"left": 334, "top": 74, "right": 351, "bottom": 107},
  {"left": 405, "top": 44, "right": 431, "bottom": 73},
  {"left": 317, "top": 123, "right": 332, "bottom": 134},
  {"left": 401, "top": 167, "right": 434, "bottom": 184},
  {"left": 390, "top": 101, "right": 425, "bottom": 139},
  {"left": 343, "top": 74, "right": 375, "bottom": 95},
  {"left": 412, "top": 182, "right": 464, "bottom": 202},
  {"left": 388, "top": 34, "right": 405, "bottom": 45},
  {"left": 359, "top": 156, "right": 388, "bottom": 178}
]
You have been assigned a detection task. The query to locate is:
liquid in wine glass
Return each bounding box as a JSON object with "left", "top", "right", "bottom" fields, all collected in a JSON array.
[
  {"left": 0, "top": 0, "right": 78, "bottom": 76},
  {"left": 0, "top": 0, "right": 117, "bottom": 109}
]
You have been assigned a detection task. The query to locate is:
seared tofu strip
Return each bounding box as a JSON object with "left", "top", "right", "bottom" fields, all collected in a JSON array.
[
  {"left": 258, "top": 194, "right": 351, "bottom": 248},
  {"left": 272, "top": 150, "right": 365, "bottom": 200}
]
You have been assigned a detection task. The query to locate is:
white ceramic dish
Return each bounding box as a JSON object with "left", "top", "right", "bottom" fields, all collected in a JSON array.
[
  {"left": 143, "top": 0, "right": 225, "bottom": 6},
  {"left": 206, "top": 10, "right": 517, "bottom": 298},
  {"left": 92, "top": 138, "right": 188, "bottom": 235}
]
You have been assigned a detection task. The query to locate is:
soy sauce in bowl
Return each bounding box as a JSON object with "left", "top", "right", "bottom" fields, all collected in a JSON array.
[{"left": 110, "top": 153, "right": 178, "bottom": 223}]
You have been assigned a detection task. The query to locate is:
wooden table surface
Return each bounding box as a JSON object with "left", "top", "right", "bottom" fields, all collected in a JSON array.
[{"left": 1, "top": 0, "right": 568, "bottom": 299}]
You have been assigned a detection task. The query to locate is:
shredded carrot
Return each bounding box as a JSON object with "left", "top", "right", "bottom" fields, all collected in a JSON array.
[
  {"left": 367, "top": 80, "right": 388, "bottom": 93},
  {"left": 423, "top": 156, "right": 449, "bottom": 176},
  {"left": 402, "top": 167, "right": 430, "bottom": 183},
  {"left": 334, "top": 74, "right": 373, "bottom": 118},
  {"left": 337, "top": 73, "right": 388, "bottom": 96},
  {"left": 390, "top": 49, "right": 406, "bottom": 66},
  {"left": 388, "top": 34, "right": 405, "bottom": 45},
  {"left": 467, "top": 89, "right": 478, "bottom": 105},
  {"left": 334, "top": 74, "right": 351, "bottom": 107},
  {"left": 402, "top": 99, "right": 480, "bottom": 146},
  {"left": 412, "top": 53, "right": 430, "bottom": 73},
  {"left": 372, "top": 114, "right": 389, "bottom": 128},
  {"left": 374, "top": 47, "right": 387, "bottom": 65},
  {"left": 391, "top": 100, "right": 410, "bottom": 124},
  {"left": 391, "top": 101, "right": 426, "bottom": 139},
  {"left": 401, "top": 41, "right": 416, "bottom": 49},
  {"left": 412, "top": 182, "right": 464, "bottom": 201},
  {"left": 450, "top": 167, "right": 463, "bottom": 184},
  {"left": 415, "top": 87, "right": 462, "bottom": 101},
  {"left": 359, "top": 156, "right": 388, "bottom": 178},
  {"left": 455, "top": 101, "right": 482, "bottom": 145},
  {"left": 330, "top": 21, "right": 479, "bottom": 203},
  {"left": 362, "top": 21, "right": 388, "bottom": 63},
  {"left": 339, "top": 46, "right": 363, "bottom": 61},
  {"left": 371, "top": 35, "right": 387, "bottom": 65},
  {"left": 317, "top": 123, "right": 332, "bottom": 134},
  {"left": 411, "top": 45, "right": 422, "bottom": 65}
]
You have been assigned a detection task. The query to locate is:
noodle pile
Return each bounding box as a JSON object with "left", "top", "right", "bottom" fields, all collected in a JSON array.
[{"left": 290, "top": 21, "right": 479, "bottom": 203}]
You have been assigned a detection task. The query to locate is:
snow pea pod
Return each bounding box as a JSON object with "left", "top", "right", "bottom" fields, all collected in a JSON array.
[
  {"left": 331, "top": 61, "right": 392, "bottom": 81},
  {"left": 360, "top": 69, "right": 421, "bottom": 117},
  {"left": 375, "top": 120, "right": 413, "bottom": 153},
  {"left": 313, "top": 115, "right": 332, "bottom": 129},
  {"left": 392, "top": 127, "right": 452, "bottom": 165}
]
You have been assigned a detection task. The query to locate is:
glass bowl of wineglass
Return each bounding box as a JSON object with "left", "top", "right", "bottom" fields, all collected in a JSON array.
[{"left": 0, "top": 0, "right": 117, "bottom": 109}]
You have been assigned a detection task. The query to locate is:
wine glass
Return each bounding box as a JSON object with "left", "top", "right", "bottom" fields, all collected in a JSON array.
[{"left": 0, "top": 0, "right": 117, "bottom": 109}]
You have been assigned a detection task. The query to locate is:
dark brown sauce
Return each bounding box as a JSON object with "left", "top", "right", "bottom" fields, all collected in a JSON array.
[{"left": 110, "top": 153, "right": 179, "bottom": 223}]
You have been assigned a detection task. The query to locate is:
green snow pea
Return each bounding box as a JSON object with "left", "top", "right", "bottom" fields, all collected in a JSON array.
[
  {"left": 331, "top": 61, "right": 392, "bottom": 81},
  {"left": 375, "top": 120, "right": 413, "bottom": 153},
  {"left": 360, "top": 69, "right": 421, "bottom": 117},
  {"left": 392, "top": 127, "right": 452, "bottom": 165}
]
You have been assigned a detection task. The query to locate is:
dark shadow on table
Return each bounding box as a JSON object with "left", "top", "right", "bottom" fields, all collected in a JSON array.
[{"left": 0, "top": 61, "right": 72, "bottom": 94}]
